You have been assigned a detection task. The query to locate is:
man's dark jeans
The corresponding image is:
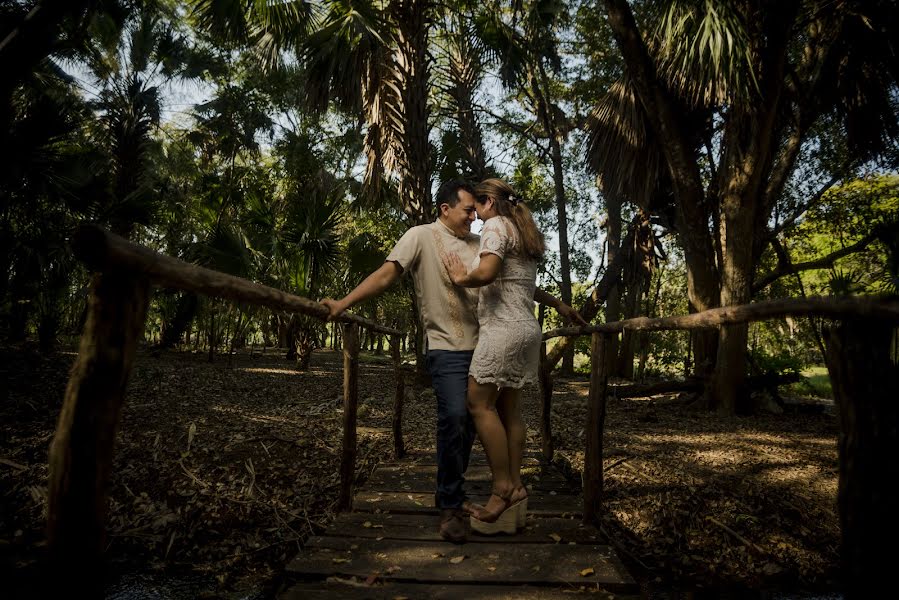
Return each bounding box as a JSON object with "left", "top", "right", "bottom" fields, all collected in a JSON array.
[{"left": 427, "top": 349, "right": 475, "bottom": 509}]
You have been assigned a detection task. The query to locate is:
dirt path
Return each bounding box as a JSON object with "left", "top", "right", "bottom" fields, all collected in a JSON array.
[{"left": 1, "top": 345, "right": 840, "bottom": 597}]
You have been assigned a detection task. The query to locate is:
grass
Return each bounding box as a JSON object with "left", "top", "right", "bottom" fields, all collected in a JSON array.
[{"left": 784, "top": 365, "right": 833, "bottom": 400}]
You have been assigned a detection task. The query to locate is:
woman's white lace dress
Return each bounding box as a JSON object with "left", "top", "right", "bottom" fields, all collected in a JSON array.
[{"left": 469, "top": 216, "right": 541, "bottom": 389}]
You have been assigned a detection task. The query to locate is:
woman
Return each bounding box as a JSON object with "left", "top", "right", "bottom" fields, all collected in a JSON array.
[{"left": 442, "top": 178, "right": 566, "bottom": 535}]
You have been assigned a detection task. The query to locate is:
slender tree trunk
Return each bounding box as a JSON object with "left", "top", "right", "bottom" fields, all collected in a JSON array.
[
  {"left": 617, "top": 213, "right": 654, "bottom": 379},
  {"left": 602, "top": 0, "right": 720, "bottom": 379},
  {"left": 604, "top": 191, "right": 622, "bottom": 374},
  {"left": 550, "top": 134, "right": 575, "bottom": 374}
]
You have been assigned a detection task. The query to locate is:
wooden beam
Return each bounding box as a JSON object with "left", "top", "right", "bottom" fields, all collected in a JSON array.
[
  {"left": 584, "top": 333, "right": 611, "bottom": 526},
  {"left": 71, "top": 224, "right": 403, "bottom": 336},
  {"left": 538, "top": 342, "right": 554, "bottom": 462},
  {"left": 338, "top": 323, "right": 360, "bottom": 512},
  {"left": 47, "top": 271, "right": 150, "bottom": 594},
  {"left": 824, "top": 318, "right": 899, "bottom": 597},
  {"left": 390, "top": 334, "right": 406, "bottom": 459},
  {"left": 544, "top": 296, "right": 899, "bottom": 340}
]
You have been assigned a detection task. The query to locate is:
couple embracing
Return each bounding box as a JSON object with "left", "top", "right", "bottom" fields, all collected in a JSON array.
[{"left": 322, "top": 178, "right": 585, "bottom": 544}]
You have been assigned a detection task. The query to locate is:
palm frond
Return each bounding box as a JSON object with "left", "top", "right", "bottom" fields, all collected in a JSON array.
[
  {"left": 585, "top": 77, "right": 663, "bottom": 211},
  {"left": 819, "top": 0, "right": 899, "bottom": 161},
  {"left": 189, "top": 0, "right": 315, "bottom": 70},
  {"left": 653, "top": 0, "right": 758, "bottom": 106},
  {"left": 473, "top": 10, "right": 528, "bottom": 89},
  {"left": 300, "top": 0, "right": 388, "bottom": 114}
]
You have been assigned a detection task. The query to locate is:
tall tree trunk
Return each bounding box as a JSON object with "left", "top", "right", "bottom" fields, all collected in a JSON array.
[
  {"left": 550, "top": 134, "right": 574, "bottom": 374},
  {"left": 393, "top": 0, "right": 432, "bottom": 225},
  {"left": 617, "top": 212, "right": 654, "bottom": 379},
  {"left": 603, "top": 0, "right": 720, "bottom": 380},
  {"left": 710, "top": 190, "right": 756, "bottom": 413},
  {"left": 159, "top": 292, "right": 198, "bottom": 349},
  {"left": 604, "top": 190, "right": 622, "bottom": 374}
]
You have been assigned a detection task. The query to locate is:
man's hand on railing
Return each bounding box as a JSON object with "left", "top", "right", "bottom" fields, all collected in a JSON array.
[
  {"left": 558, "top": 302, "right": 588, "bottom": 326},
  {"left": 320, "top": 298, "right": 349, "bottom": 321}
]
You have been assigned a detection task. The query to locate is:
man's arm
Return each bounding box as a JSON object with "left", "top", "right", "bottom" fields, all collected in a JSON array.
[
  {"left": 534, "top": 288, "right": 588, "bottom": 325},
  {"left": 321, "top": 261, "right": 403, "bottom": 320}
]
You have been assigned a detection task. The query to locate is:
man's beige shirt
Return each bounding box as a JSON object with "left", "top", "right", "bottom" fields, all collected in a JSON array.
[{"left": 386, "top": 219, "right": 480, "bottom": 351}]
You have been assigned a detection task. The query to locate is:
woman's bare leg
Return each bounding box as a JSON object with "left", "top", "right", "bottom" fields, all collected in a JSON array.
[
  {"left": 496, "top": 387, "right": 526, "bottom": 502},
  {"left": 467, "top": 377, "right": 513, "bottom": 515}
]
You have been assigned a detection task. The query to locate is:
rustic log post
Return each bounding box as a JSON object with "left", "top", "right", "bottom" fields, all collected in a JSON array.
[
  {"left": 390, "top": 334, "right": 406, "bottom": 459},
  {"left": 824, "top": 318, "right": 899, "bottom": 598},
  {"left": 47, "top": 271, "right": 150, "bottom": 594},
  {"left": 584, "top": 332, "right": 611, "bottom": 526},
  {"left": 538, "top": 341, "right": 554, "bottom": 462},
  {"left": 337, "top": 323, "right": 360, "bottom": 511}
]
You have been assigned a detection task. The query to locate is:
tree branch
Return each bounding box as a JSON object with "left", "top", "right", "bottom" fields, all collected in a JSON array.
[
  {"left": 544, "top": 295, "right": 899, "bottom": 339},
  {"left": 753, "top": 230, "right": 880, "bottom": 294},
  {"left": 766, "top": 174, "right": 840, "bottom": 241},
  {"left": 544, "top": 218, "right": 640, "bottom": 367}
]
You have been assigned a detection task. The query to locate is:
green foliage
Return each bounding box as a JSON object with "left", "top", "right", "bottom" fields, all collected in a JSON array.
[
  {"left": 748, "top": 343, "right": 803, "bottom": 378},
  {"left": 787, "top": 175, "right": 898, "bottom": 295},
  {"left": 654, "top": 0, "right": 758, "bottom": 106}
]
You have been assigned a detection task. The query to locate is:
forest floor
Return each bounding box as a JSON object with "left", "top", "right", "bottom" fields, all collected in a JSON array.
[{"left": 1, "top": 344, "right": 841, "bottom": 598}]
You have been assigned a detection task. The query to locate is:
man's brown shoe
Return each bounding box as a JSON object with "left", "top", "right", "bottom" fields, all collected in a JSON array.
[
  {"left": 462, "top": 500, "right": 485, "bottom": 517},
  {"left": 438, "top": 508, "right": 468, "bottom": 543}
]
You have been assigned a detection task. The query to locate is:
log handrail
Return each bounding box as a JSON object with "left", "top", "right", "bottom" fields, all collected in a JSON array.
[
  {"left": 71, "top": 224, "right": 405, "bottom": 336},
  {"left": 51, "top": 224, "right": 409, "bottom": 588},
  {"left": 543, "top": 295, "right": 899, "bottom": 340}
]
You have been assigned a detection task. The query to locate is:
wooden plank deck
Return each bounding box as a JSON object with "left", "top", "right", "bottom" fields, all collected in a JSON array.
[{"left": 281, "top": 450, "right": 637, "bottom": 598}]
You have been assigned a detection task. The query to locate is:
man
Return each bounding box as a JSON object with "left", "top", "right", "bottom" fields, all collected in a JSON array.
[{"left": 321, "top": 179, "right": 583, "bottom": 543}]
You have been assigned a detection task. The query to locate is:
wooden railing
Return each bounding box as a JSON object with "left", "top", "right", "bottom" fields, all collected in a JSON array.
[
  {"left": 49, "top": 225, "right": 409, "bottom": 593},
  {"left": 50, "top": 224, "right": 897, "bottom": 596},
  {"left": 538, "top": 294, "right": 899, "bottom": 597}
]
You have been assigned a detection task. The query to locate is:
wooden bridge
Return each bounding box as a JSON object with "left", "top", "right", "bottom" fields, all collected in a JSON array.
[
  {"left": 48, "top": 225, "right": 899, "bottom": 597},
  {"left": 280, "top": 449, "right": 637, "bottom": 598}
]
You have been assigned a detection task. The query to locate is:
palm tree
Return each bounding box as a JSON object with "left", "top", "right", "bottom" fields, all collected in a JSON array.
[
  {"left": 474, "top": 0, "right": 579, "bottom": 371},
  {"left": 434, "top": 8, "right": 494, "bottom": 180},
  {"left": 300, "top": 0, "right": 435, "bottom": 224},
  {"left": 82, "top": 4, "right": 210, "bottom": 237},
  {"left": 592, "top": 0, "right": 899, "bottom": 412}
]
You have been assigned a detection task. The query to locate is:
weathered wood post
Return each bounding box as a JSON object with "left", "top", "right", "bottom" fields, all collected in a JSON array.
[
  {"left": 390, "top": 334, "right": 406, "bottom": 459},
  {"left": 584, "top": 332, "right": 611, "bottom": 526},
  {"left": 47, "top": 271, "right": 150, "bottom": 595},
  {"left": 824, "top": 318, "right": 899, "bottom": 598},
  {"left": 538, "top": 341, "right": 554, "bottom": 462},
  {"left": 337, "top": 323, "right": 360, "bottom": 511}
]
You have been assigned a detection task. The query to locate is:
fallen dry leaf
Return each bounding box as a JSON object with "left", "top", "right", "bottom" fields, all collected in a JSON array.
[
  {"left": 549, "top": 532, "right": 562, "bottom": 543},
  {"left": 449, "top": 555, "right": 466, "bottom": 564},
  {"left": 580, "top": 567, "right": 595, "bottom": 577}
]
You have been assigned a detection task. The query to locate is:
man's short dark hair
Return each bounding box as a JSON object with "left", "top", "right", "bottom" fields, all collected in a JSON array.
[{"left": 435, "top": 178, "right": 476, "bottom": 208}]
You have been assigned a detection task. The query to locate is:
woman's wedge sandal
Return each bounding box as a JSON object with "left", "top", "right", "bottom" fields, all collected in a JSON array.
[
  {"left": 470, "top": 493, "right": 518, "bottom": 535},
  {"left": 511, "top": 485, "right": 528, "bottom": 529}
]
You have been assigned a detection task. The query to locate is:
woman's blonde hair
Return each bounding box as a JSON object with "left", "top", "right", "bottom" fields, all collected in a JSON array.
[{"left": 475, "top": 178, "right": 545, "bottom": 260}]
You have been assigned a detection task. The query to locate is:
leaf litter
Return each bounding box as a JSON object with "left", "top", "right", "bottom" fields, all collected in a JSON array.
[{"left": 1, "top": 345, "right": 841, "bottom": 594}]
